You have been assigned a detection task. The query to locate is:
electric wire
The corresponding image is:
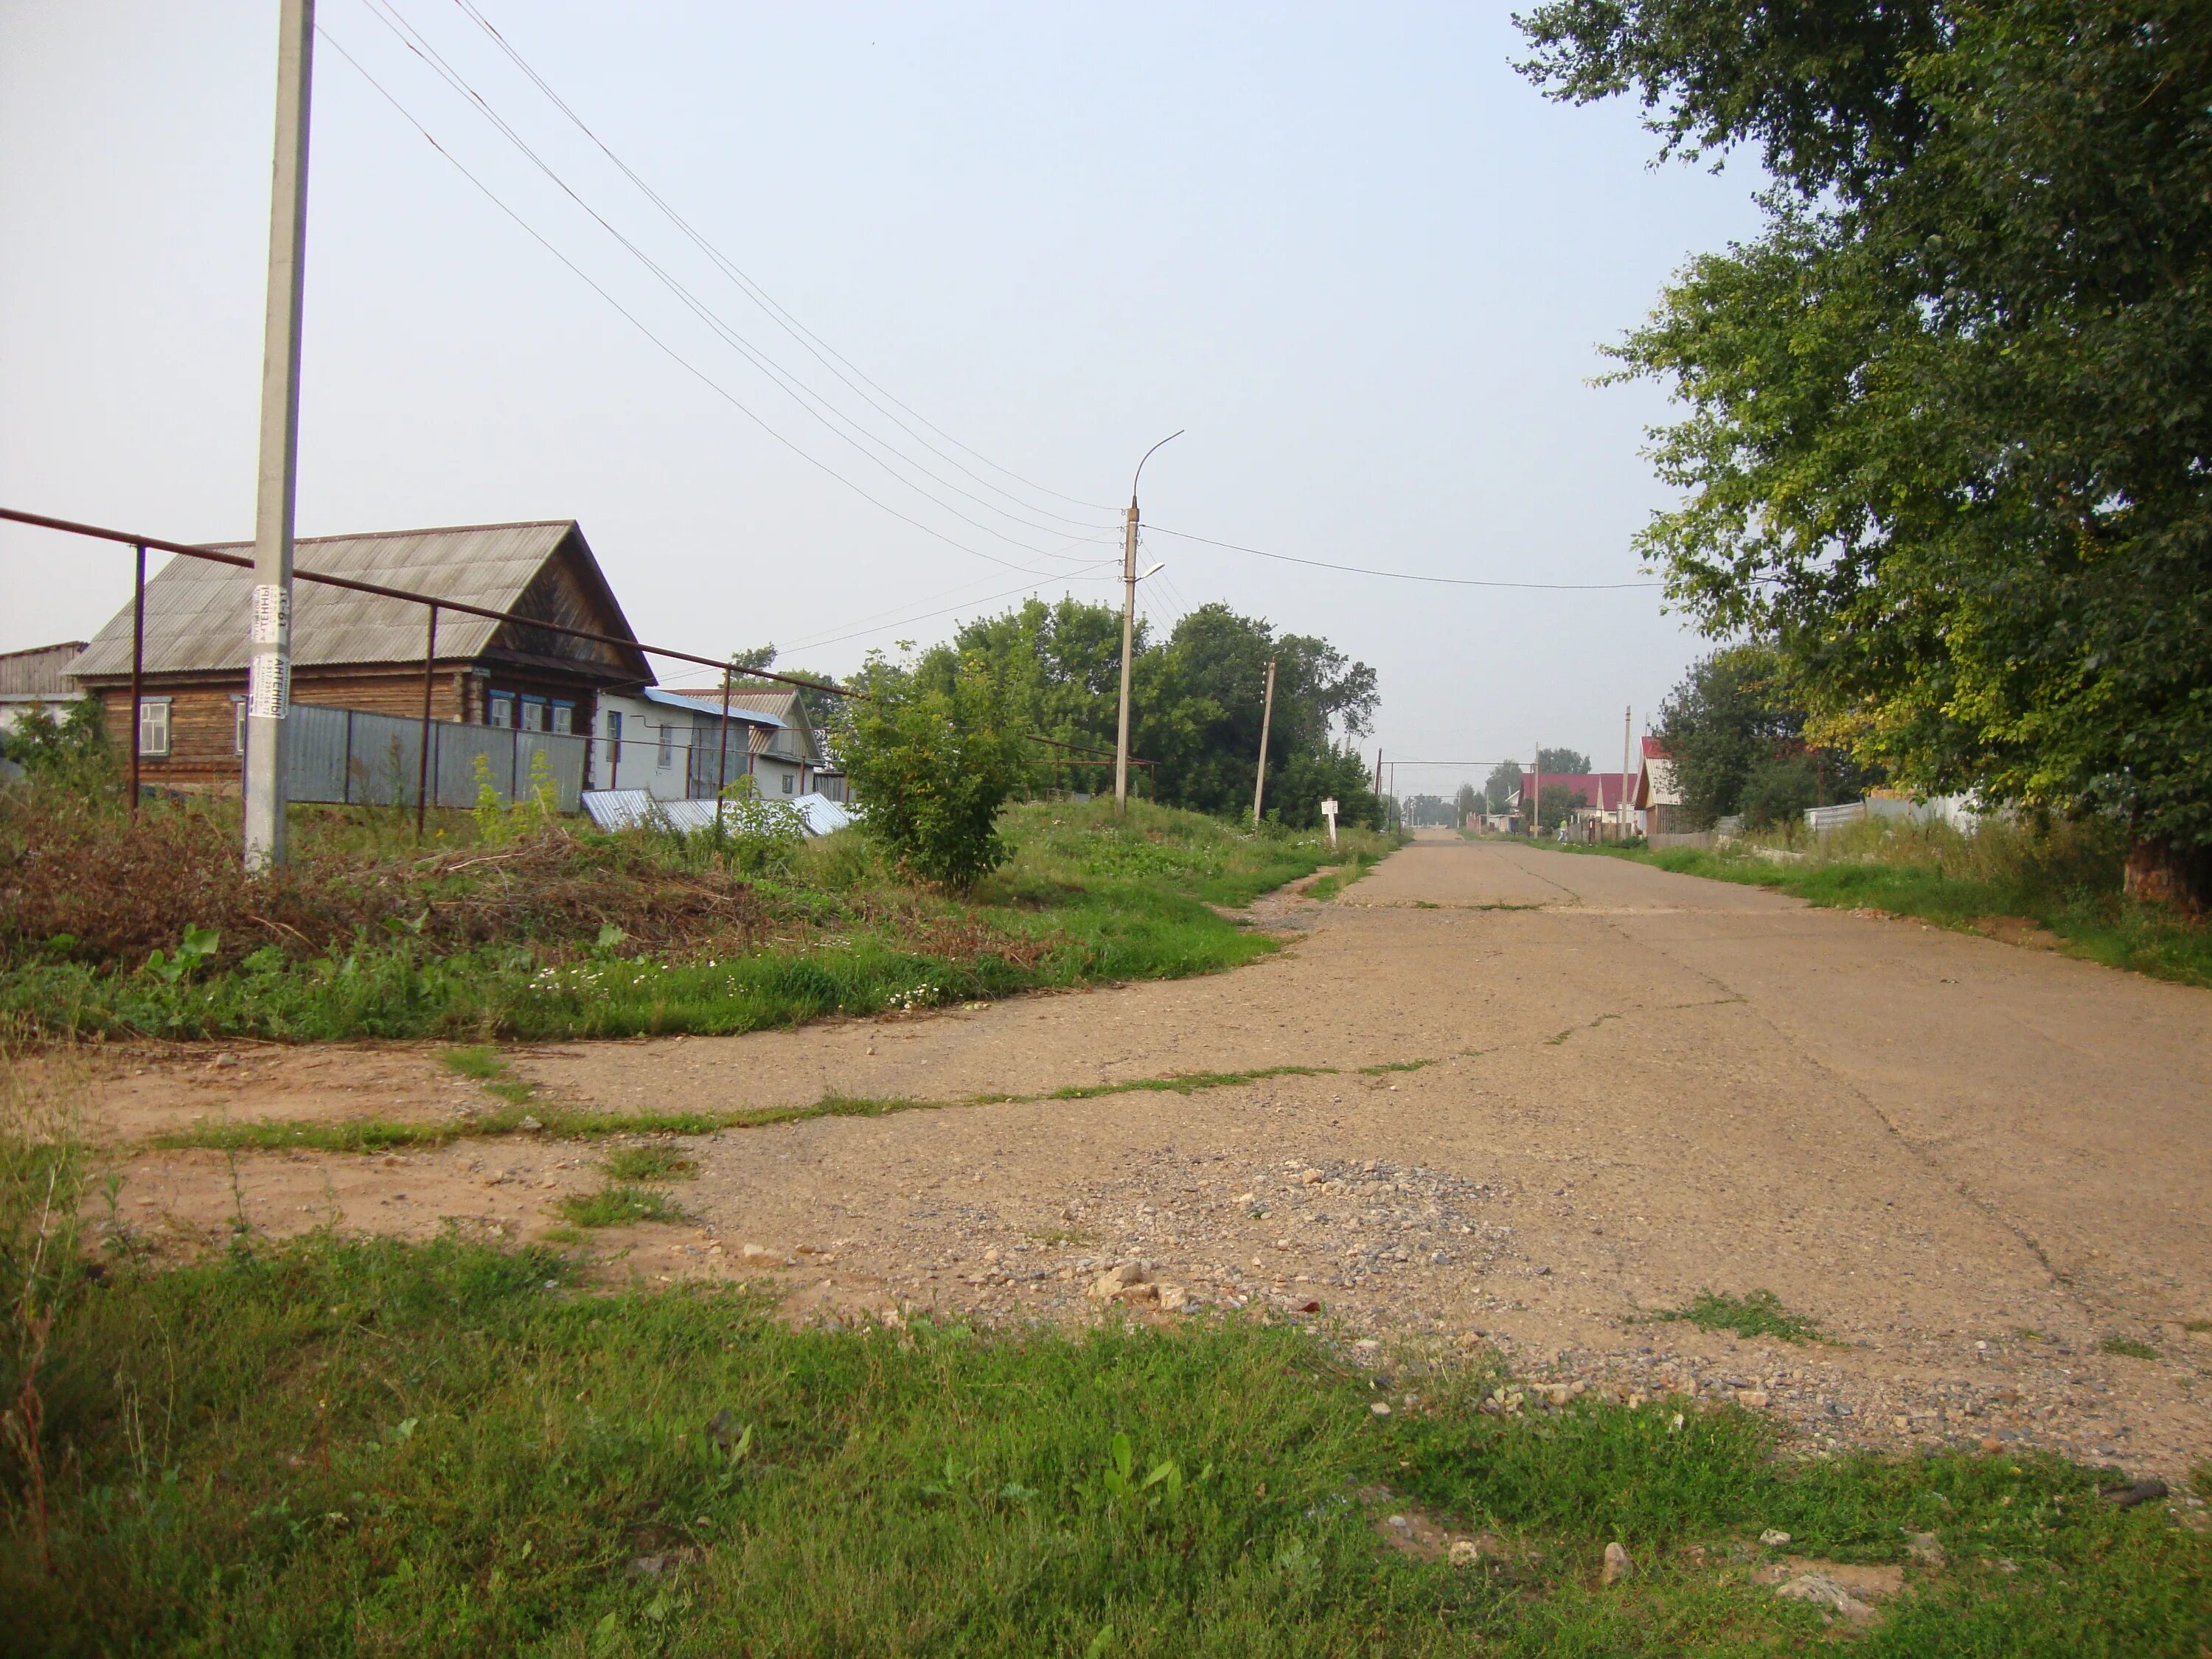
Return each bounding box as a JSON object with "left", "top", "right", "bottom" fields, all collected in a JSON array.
[
  {"left": 447, "top": 0, "right": 1119, "bottom": 524},
  {"left": 781, "top": 564, "right": 1121, "bottom": 655},
  {"left": 358, "top": 0, "right": 1110, "bottom": 563},
  {"left": 318, "top": 26, "right": 1090, "bottom": 581},
  {"left": 775, "top": 557, "right": 1119, "bottom": 654},
  {"left": 1143, "top": 524, "right": 1663, "bottom": 590}
]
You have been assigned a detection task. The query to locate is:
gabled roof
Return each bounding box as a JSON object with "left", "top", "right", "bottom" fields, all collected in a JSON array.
[
  {"left": 1641, "top": 734, "right": 1670, "bottom": 759},
  {"left": 1521, "top": 771, "right": 1633, "bottom": 811},
  {"left": 71, "top": 521, "right": 650, "bottom": 684},
  {"left": 665, "top": 685, "right": 822, "bottom": 760},
  {"left": 637, "top": 687, "right": 783, "bottom": 727}
]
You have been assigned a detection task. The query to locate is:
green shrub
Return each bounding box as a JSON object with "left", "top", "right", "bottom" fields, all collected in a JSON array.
[{"left": 838, "top": 649, "right": 1029, "bottom": 892}]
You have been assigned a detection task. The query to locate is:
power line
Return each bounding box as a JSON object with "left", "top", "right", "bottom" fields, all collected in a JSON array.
[
  {"left": 776, "top": 562, "right": 1120, "bottom": 655},
  {"left": 448, "top": 0, "right": 1119, "bottom": 522},
  {"left": 318, "top": 27, "right": 1090, "bottom": 582},
  {"left": 357, "top": 0, "right": 1112, "bottom": 563},
  {"left": 1143, "top": 524, "right": 1663, "bottom": 590}
]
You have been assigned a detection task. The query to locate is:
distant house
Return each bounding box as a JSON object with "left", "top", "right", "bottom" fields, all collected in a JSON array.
[
  {"left": 653, "top": 685, "right": 846, "bottom": 802},
  {"left": 591, "top": 687, "right": 784, "bottom": 801},
  {"left": 0, "top": 641, "right": 88, "bottom": 734},
  {"left": 1633, "top": 737, "right": 1685, "bottom": 835},
  {"left": 67, "top": 521, "right": 650, "bottom": 794}
]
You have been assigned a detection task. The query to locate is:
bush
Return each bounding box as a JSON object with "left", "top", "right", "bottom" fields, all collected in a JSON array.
[{"left": 837, "top": 649, "right": 1029, "bottom": 893}]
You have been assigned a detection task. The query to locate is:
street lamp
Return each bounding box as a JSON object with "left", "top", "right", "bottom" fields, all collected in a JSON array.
[{"left": 1115, "top": 431, "right": 1182, "bottom": 814}]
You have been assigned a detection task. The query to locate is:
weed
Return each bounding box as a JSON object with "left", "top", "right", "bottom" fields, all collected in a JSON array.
[
  {"left": 1638, "top": 1290, "right": 1823, "bottom": 1344},
  {"left": 2101, "top": 1335, "right": 2160, "bottom": 1361},
  {"left": 557, "top": 1183, "right": 689, "bottom": 1228},
  {"left": 4, "top": 1232, "right": 2206, "bottom": 1654},
  {"left": 602, "top": 1145, "right": 699, "bottom": 1183},
  {"left": 439, "top": 1045, "right": 505, "bottom": 1081},
  {"left": 1355, "top": 1059, "right": 1436, "bottom": 1076},
  {"left": 1559, "top": 818, "right": 2212, "bottom": 990}
]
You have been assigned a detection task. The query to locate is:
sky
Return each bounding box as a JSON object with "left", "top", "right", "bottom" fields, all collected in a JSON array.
[{"left": 0, "top": 1, "right": 1762, "bottom": 802}]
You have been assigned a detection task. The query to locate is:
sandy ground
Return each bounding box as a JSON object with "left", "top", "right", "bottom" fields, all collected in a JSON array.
[{"left": 48, "top": 832, "right": 2212, "bottom": 1481}]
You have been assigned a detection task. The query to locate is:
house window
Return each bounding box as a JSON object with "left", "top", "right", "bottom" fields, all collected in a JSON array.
[
  {"left": 656, "top": 723, "right": 672, "bottom": 769},
  {"left": 139, "top": 698, "right": 171, "bottom": 757},
  {"left": 520, "top": 696, "right": 546, "bottom": 733},
  {"left": 781, "top": 772, "right": 794, "bottom": 794},
  {"left": 487, "top": 692, "right": 515, "bottom": 728},
  {"left": 233, "top": 696, "right": 247, "bottom": 757},
  {"left": 550, "top": 700, "right": 574, "bottom": 736}
]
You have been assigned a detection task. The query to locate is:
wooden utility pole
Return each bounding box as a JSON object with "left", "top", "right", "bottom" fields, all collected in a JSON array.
[
  {"left": 243, "top": 0, "right": 315, "bottom": 870},
  {"left": 1251, "top": 657, "right": 1276, "bottom": 825}
]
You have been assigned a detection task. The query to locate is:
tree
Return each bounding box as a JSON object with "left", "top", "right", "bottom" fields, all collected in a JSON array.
[
  {"left": 1536, "top": 747, "right": 1590, "bottom": 775},
  {"left": 0, "top": 700, "right": 113, "bottom": 796},
  {"left": 1454, "top": 782, "right": 1481, "bottom": 827},
  {"left": 835, "top": 647, "right": 1029, "bottom": 892},
  {"left": 1536, "top": 783, "right": 1588, "bottom": 834},
  {"left": 1483, "top": 760, "right": 1523, "bottom": 815},
  {"left": 1656, "top": 644, "right": 1865, "bottom": 829},
  {"left": 946, "top": 596, "right": 1381, "bottom": 827},
  {"left": 1520, "top": 1, "right": 2212, "bottom": 905}
]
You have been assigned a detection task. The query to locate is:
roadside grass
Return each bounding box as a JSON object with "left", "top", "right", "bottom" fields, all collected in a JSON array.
[
  {"left": 1557, "top": 817, "right": 2212, "bottom": 989},
  {"left": 1, "top": 796, "right": 1388, "bottom": 1046},
  {"left": 557, "top": 1183, "right": 689, "bottom": 1228},
  {"left": 1638, "top": 1290, "right": 1824, "bottom": 1345},
  {"left": 1305, "top": 850, "right": 1380, "bottom": 903},
  {"left": 601, "top": 1145, "right": 698, "bottom": 1183},
  {"left": 4, "top": 1230, "right": 2207, "bottom": 1656},
  {"left": 147, "top": 1063, "right": 1346, "bottom": 1154},
  {"left": 2101, "top": 1335, "right": 2161, "bottom": 1362}
]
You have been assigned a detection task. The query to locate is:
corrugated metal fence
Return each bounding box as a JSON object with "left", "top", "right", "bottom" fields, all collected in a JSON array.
[{"left": 285, "top": 703, "right": 586, "bottom": 812}]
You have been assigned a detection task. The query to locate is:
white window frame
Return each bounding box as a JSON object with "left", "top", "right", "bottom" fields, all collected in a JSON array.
[
  {"left": 550, "top": 700, "right": 574, "bottom": 736},
  {"left": 232, "top": 695, "right": 247, "bottom": 757},
  {"left": 520, "top": 696, "right": 546, "bottom": 733},
  {"left": 487, "top": 692, "right": 516, "bottom": 729},
  {"left": 656, "top": 723, "right": 673, "bottom": 769},
  {"left": 138, "top": 696, "right": 172, "bottom": 758}
]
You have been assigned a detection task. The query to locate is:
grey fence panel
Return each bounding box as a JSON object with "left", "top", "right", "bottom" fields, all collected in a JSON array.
[{"left": 280, "top": 706, "right": 586, "bottom": 813}]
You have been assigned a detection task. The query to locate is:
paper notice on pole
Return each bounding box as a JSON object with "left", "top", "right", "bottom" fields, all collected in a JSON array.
[
  {"left": 1321, "top": 797, "right": 1339, "bottom": 848},
  {"left": 248, "top": 650, "right": 291, "bottom": 719},
  {"left": 249, "top": 582, "right": 291, "bottom": 646}
]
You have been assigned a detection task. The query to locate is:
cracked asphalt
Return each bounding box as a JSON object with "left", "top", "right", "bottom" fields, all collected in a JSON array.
[{"left": 83, "top": 832, "right": 2212, "bottom": 1479}]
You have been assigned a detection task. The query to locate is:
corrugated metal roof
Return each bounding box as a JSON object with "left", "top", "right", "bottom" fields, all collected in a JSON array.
[
  {"left": 641, "top": 687, "right": 783, "bottom": 727},
  {"left": 70, "top": 521, "right": 646, "bottom": 681},
  {"left": 580, "top": 789, "right": 853, "bottom": 838}
]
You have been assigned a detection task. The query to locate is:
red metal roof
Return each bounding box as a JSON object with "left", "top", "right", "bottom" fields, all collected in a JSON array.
[{"left": 1521, "top": 771, "right": 1632, "bottom": 810}]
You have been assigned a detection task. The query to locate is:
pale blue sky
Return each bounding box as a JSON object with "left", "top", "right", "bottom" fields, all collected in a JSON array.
[{"left": 1, "top": 2, "right": 1759, "bottom": 795}]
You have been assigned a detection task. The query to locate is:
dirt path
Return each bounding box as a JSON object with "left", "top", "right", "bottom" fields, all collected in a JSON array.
[{"left": 56, "top": 832, "right": 2212, "bottom": 1481}]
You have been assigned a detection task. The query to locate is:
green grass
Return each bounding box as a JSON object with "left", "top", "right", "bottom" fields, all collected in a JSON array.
[
  {"left": 1304, "top": 851, "right": 1380, "bottom": 903},
  {"left": 1638, "top": 1290, "right": 1824, "bottom": 1345},
  {"left": 5, "top": 1231, "right": 2207, "bottom": 1655},
  {"left": 602, "top": 1145, "right": 699, "bottom": 1183},
  {"left": 2100, "top": 1335, "right": 2160, "bottom": 1361},
  {"left": 1554, "top": 818, "right": 2212, "bottom": 990},
  {"left": 556, "top": 1183, "right": 689, "bottom": 1228},
  {"left": 148, "top": 1064, "right": 1346, "bottom": 1154},
  {"left": 4, "top": 800, "right": 1388, "bottom": 1046}
]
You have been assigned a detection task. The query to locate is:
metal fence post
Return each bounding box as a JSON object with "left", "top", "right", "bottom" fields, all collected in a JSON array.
[
  {"left": 715, "top": 664, "right": 733, "bottom": 834},
  {"left": 129, "top": 540, "right": 145, "bottom": 820},
  {"left": 415, "top": 602, "right": 437, "bottom": 837}
]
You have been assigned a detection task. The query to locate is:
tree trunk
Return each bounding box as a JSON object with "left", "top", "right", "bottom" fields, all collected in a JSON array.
[{"left": 2124, "top": 838, "right": 2212, "bottom": 915}]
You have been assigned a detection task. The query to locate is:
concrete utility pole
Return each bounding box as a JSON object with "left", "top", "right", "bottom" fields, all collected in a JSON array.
[
  {"left": 1620, "top": 703, "right": 1632, "bottom": 836},
  {"left": 1250, "top": 657, "right": 1276, "bottom": 825},
  {"left": 1114, "top": 430, "right": 1180, "bottom": 815},
  {"left": 243, "top": 0, "right": 316, "bottom": 871},
  {"left": 1531, "top": 745, "right": 1540, "bottom": 838}
]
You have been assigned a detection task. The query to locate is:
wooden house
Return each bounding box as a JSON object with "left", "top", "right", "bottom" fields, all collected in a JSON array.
[{"left": 68, "top": 521, "right": 651, "bottom": 793}]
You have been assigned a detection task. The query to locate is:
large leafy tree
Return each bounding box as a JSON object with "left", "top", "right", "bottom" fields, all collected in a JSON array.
[
  {"left": 1520, "top": 0, "right": 2212, "bottom": 902},
  {"left": 946, "top": 597, "right": 1381, "bottom": 827}
]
